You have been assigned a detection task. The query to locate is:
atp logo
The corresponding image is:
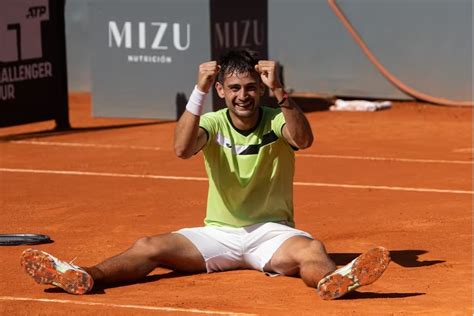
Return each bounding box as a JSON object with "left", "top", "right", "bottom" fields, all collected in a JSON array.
[{"left": 0, "top": 0, "right": 49, "bottom": 62}]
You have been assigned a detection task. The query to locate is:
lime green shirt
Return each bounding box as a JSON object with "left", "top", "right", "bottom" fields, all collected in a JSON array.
[{"left": 199, "top": 106, "right": 296, "bottom": 228}]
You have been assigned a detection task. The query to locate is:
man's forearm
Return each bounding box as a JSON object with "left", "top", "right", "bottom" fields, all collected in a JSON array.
[
  {"left": 273, "top": 88, "right": 314, "bottom": 149},
  {"left": 174, "top": 111, "right": 201, "bottom": 159}
]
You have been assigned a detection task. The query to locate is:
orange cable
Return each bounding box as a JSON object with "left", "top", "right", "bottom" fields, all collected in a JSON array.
[{"left": 327, "top": 0, "right": 473, "bottom": 107}]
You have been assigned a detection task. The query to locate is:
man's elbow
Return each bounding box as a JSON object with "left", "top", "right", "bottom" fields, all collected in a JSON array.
[
  {"left": 174, "top": 145, "right": 193, "bottom": 159},
  {"left": 295, "top": 134, "right": 314, "bottom": 150}
]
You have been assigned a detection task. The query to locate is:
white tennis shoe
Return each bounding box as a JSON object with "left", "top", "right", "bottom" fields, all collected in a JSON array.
[
  {"left": 21, "top": 248, "right": 93, "bottom": 295},
  {"left": 317, "top": 247, "right": 390, "bottom": 300}
]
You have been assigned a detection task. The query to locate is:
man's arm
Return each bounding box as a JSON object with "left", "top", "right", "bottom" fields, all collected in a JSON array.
[
  {"left": 174, "top": 61, "right": 220, "bottom": 159},
  {"left": 174, "top": 113, "right": 208, "bottom": 159},
  {"left": 255, "top": 61, "right": 313, "bottom": 149}
]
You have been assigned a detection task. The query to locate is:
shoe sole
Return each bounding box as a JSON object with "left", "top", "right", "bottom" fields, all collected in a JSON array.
[
  {"left": 318, "top": 247, "right": 391, "bottom": 300},
  {"left": 21, "top": 249, "right": 93, "bottom": 295}
]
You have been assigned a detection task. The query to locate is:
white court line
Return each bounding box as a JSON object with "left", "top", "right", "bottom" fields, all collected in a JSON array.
[
  {"left": 296, "top": 153, "right": 473, "bottom": 165},
  {"left": 12, "top": 140, "right": 161, "bottom": 151},
  {"left": 10, "top": 140, "right": 473, "bottom": 165},
  {"left": 0, "top": 168, "right": 208, "bottom": 181},
  {"left": 0, "top": 296, "right": 255, "bottom": 315},
  {"left": 452, "top": 147, "right": 473, "bottom": 153},
  {"left": 293, "top": 181, "right": 472, "bottom": 194},
  {"left": 0, "top": 167, "right": 472, "bottom": 195}
]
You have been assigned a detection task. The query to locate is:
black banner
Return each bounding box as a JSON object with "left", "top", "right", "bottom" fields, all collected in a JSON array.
[
  {"left": 0, "top": 0, "right": 69, "bottom": 128},
  {"left": 210, "top": 0, "right": 268, "bottom": 111}
]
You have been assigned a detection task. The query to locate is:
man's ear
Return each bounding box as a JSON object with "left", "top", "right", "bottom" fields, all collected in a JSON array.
[{"left": 215, "top": 81, "right": 225, "bottom": 98}]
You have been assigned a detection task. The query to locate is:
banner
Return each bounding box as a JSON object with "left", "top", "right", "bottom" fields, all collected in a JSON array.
[
  {"left": 89, "top": 0, "right": 211, "bottom": 120},
  {"left": 0, "top": 0, "right": 69, "bottom": 128},
  {"left": 210, "top": 0, "right": 269, "bottom": 110}
]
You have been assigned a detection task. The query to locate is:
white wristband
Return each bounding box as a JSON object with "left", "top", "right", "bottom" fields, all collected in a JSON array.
[{"left": 186, "top": 85, "right": 207, "bottom": 116}]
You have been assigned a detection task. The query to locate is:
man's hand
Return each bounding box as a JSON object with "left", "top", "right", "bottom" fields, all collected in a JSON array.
[
  {"left": 255, "top": 60, "right": 283, "bottom": 91},
  {"left": 197, "top": 61, "right": 220, "bottom": 93}
]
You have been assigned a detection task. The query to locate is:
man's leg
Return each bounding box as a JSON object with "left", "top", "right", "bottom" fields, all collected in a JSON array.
[
  {"left": 265, "top": 236, "right": 390, "bottom": 300},
  {"left": 21, "top": 233, "right": 206, "bottom": 294},
  {"left": 85, "top": 233, "right": 206, "bottom": 285},
  {"left": 265, "top": 236, "right": 336, "bottom": 287}
]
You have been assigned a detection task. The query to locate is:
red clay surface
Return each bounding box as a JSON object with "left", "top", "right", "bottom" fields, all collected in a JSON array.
[{"left": 0, "top": 93, "right": 472, "bottom": 315}]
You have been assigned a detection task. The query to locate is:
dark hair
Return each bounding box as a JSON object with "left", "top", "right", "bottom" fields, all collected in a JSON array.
[{"left": 217, "top": 50, "right": 259, "bottom": 83}]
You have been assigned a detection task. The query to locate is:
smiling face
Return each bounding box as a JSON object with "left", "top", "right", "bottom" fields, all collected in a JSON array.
[{"left": 215, "top": 71, "right": 265, "bottom": 121}]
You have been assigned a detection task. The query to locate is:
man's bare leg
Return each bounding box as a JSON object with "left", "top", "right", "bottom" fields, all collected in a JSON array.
[
  {"left": 265, "top": 236, "right": 336, "bottom": 287},
  {"left": 85, "top": 233, "right": 206, "bottom": 285},
  {"left": 265, "top": 236, "right": 390, "bottom": 300},
  {"left": 21, "top": 233, "right": 206, "bottom": 294}
]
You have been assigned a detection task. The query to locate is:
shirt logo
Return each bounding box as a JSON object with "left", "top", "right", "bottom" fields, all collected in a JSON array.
[{"left": 215, "top": 132, "right": 279, "bottom": 155}]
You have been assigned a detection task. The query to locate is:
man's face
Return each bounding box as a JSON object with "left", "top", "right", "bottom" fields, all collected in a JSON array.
[{"left": 215, "top": 71, "right": 265, "bottom": 119}]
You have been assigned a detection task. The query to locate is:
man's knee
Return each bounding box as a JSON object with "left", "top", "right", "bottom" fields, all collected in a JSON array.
[
  {"left": 269, "top": 237, "right": 325, "bottom": 275},
  {"left": 306, "top": 239, "right": 328, "bottom": 256},
  {"left": 298, "top": 239, "right": 334, "bottom": 265},
  {"left": 131, "top": 235, "right": 167, "bottom": 258},
  {"left": 132, "top": 233, "right": 206, "bottom": 272}
]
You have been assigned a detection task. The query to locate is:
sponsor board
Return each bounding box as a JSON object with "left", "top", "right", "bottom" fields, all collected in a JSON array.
[
  {"left": 89, "top": 0, "right": 210, "bottom": 120},
  {"left": 0, "top": 0, "right": 69, "bottom": 127},
  {"left": 210, "top": 0, "right": 268, "bottom": 110}
]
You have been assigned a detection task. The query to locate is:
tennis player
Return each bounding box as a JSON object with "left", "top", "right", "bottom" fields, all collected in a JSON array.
[{"left": 21, "top": 50, "right": 390, "bottom": 300}]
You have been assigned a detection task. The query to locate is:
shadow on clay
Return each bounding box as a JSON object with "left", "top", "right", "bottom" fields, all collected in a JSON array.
[
  {"left": 44, "top": 271, "right": 194, "bottom": 295},
  {"left": 330, "top": 250, "right": 445, "bottom": 268},
  {"left": 42, "top": 250, "right": 441, "bottom": 295},
  {"left": 0, "top": 121, "right": 170, "bottom": 142},
  {"left": 341, "top": 291, "right": 425, "bottom": 300}
]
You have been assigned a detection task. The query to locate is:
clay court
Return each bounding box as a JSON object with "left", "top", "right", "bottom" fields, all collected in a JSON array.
[{"left": 0, "top": 93, "right": 472, "bottom": 315}]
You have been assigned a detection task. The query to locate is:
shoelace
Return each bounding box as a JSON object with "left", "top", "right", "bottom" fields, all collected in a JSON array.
[{"left": 68, "top": 257, "right": 78, "bottom": 265}]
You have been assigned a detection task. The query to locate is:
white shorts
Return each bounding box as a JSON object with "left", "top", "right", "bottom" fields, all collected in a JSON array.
[{"left": 175, "top": 222, "right": 313, "bottom": 274}]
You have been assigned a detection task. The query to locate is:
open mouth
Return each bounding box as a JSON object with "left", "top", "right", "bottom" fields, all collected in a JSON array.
[{"left": 235, "top": 102, "right": 253, "bottom": 110}]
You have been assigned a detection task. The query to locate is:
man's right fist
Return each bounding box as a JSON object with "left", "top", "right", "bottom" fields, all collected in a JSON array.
[{"left": 197, "top": 61, "right": 220, "bottom": 93}]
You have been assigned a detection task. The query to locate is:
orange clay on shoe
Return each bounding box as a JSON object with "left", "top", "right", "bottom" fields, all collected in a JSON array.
[
  {"left": 21, "top": 248, "right": 93, "bottom": 295},
  {"left": 317, "top": 247, "right": 390, "bottom": 300}
]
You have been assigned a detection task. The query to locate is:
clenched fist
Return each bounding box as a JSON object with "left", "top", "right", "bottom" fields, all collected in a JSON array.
[
  {"left": 254, "top": 60, "right": 283, "bottom": 91},
  {"left": 197, "top": 61, "right": 221, "bottom": 93}
]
